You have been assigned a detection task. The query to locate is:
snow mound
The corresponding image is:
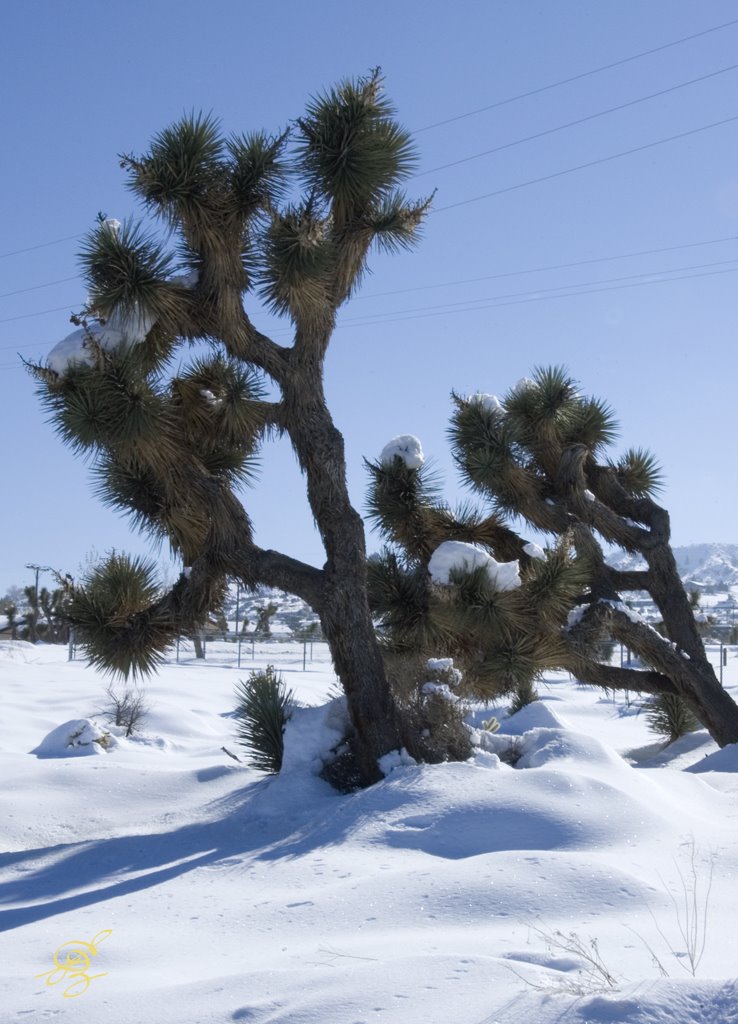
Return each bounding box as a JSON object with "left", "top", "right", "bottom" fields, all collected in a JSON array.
[
  {"left": 686, "top": 742, "right": 738, "bottom": 774},
  {"left": 528, "top": 978, "right": 738, "bottom": 1024},
  {"left": 379, "top": 434, "right": 424, "bottom": 470},
  {"left": 280, "top": 698, "right": 350, "bottom": 776},
  {"left": 515, "top": 726, "right": 625, "bottom": 771},
  {"left": 348, "top": 757, "right": 667, "bottom": 859},
  {"left": 0, "top": 640, "right": 39, "bottom": 663},
  {"left": 498, "top": 700, "right": 564, "bottom": 735},
  {"left": 378, "top": 747, "right": 417, "bottom": 775},
  {"left": 30, "top": 718, "right": 117, "bottom": 758},
  {"left": 428, "top": 540, "right": 521, "bottom": 590}
]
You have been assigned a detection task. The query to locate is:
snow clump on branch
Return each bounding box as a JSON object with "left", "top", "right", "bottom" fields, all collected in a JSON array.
[
  {"left": 428, "top": 540, "right": 521, "bottom": 591},
  {"left": 46, "top": 233, "right": 199, "bottom": 375},
  {"left": 47, "top": 306, "right": 157, "bottom": 375},
  {"left": 380, "top": 434, "right": 425, "bottom": 470},
  {"left": 465, "top": 393, "right": 501, "bottom": 414}
]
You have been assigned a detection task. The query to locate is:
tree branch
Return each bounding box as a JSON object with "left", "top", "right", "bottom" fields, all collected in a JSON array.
[
  {"left": 232, "top": 542, "right": 325, "bottom": 611},
  {"left": 563, "top": 647, "right": 677, "bottom": 696},
  {"left": 607, "top": 568, "right": 651, "bottom": 592}
]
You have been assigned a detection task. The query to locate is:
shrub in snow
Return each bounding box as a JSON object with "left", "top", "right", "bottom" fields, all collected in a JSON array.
[
  {"left": 646, "top": 693, "right": 700, "bottom": 746},
  {"left": 97, "top": 683, "right": 149, "bottom": 736},
  {"left": 508, "top": 677, "right": 539, "bottom": 714},
  {"left": 234, "top": 666, "right": 294, "bottom": 773},
  {"left": 381, "top": 654, "right": 472, "bottom": 764}
]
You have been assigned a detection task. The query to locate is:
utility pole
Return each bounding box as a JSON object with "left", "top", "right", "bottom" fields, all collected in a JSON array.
[{"left": 25, "top": 563, "right": 50, "bottom": 643}]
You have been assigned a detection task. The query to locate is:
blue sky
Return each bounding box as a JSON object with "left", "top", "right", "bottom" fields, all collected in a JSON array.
[{"left": 2, "top": 0, "right": 737, "bottom": 595}]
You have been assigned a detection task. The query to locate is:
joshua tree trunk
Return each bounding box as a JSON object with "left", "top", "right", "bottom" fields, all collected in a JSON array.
[{"left": 286, "top": 373, "right": 406, "bottom": 781}]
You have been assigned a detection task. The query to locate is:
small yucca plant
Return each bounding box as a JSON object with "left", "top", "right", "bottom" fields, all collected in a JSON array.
[
  {"left": 234, "top": 665, "right": 294, "bottom": 772},
  {"left": 509, "top": 677, "right": 539, "bottom": 714},
  {"left": 646, "top": 693, "right": 700, "bottom": 745}
]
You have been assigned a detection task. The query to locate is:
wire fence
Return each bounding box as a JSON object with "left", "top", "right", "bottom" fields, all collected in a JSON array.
[
  {"left": 66, "top": 633, "right": 737, "bottom": 685},
  {"left": 68, "top": 633, "right": 329, "bottom": 672}
]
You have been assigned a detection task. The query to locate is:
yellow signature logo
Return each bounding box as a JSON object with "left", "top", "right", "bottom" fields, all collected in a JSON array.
[{"left": 35, "top": 929, "right": 112, "bottom": 998}]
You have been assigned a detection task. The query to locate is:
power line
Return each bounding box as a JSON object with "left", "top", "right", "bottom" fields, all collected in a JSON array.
[
  {"left": 0, "top": 276, "right": 79, "bottom": 300},
  {"left": 3, "top": 236, "right": 738, "bottom": 343},
  {"left": 0, "top": 304, "right": 76, "bottom": 325},
  {"left": 434, "top": 113, "right": 738, "bottom": 212},
  {"left": 416, "top": 63, "right": 738, "bottom": 178},
  {"left": 0, "top": 234, "right": 80, "bottom": 261},
  {"left": 337, "top": 258, "right": 738, "bottom": 326},
  {"left": 414, "top": 17, "right": 738, "bottom": 133},
  {"left": 2, "top": 17, "right": 737, "bottom": 273},
  {"left": 355, "top": 235, "right": 738, "bottom": 301},
  {"left": 333, "top": 265, "right": 738, "bottom": 330},
  {"left": 1, "top": 260, "right": 735, "bottom": 365}
]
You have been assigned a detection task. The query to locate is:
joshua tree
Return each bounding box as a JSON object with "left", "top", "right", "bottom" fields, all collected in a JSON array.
[
  {"left": 254, "top": 601, "right": 278, "bottom": 637},
  {"left": 367, "top": 367, "right": 738, "bottom": 747},
  {"left": 28, "top": 72, "right": 432, "bottom": 784},
  {"left": 0, "top": 599, "right": 19, "bottom": 640},
  {"left": 366, "top": 446, "right": 589, "bottom": 706}
]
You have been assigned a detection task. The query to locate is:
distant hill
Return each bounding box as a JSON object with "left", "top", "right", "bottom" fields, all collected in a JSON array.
[{"left": 610, "top": 544, "right": 738, "bottom": 589}]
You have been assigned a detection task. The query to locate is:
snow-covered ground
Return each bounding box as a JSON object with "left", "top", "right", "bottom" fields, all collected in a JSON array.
[{"left": 3, "top": 640, "right": 738, "bottom": 1023}]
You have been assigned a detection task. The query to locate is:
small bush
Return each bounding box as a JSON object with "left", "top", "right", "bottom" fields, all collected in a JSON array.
[
  {"left": 234, "top": 665, "right": 294, "bottom": 772},
  {"left": 646, "top": 693, "right": 700, "bottom": 745},
  {"left": 97, "top": 684, "right": 149, "bottom": 736},
  {"left": 383, "top": 653, "right": 472, "bottom": 763}
]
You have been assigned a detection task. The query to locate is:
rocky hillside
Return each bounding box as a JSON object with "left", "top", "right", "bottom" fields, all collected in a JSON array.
[{"left": 610, "top": 543, "right": 738, "bottom": 589}]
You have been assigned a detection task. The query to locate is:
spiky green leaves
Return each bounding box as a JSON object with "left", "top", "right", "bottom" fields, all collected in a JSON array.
[
  {"left": 449, "top": 369, "right": 625, "bottom": 533},
  {"left": 80, "top": 219, "right": 178, "bottom": 329},
  {"left": 123, "top": 114, "right": 288, "bottom": 295},
  {"left": 609, "top": 447, "right": 663, "bottom": 497},
  {"left": 125, "top": 113, "right": 227, "bottom": 223},
  {"left": 365, "top": 441, "right": 587, "bottom": 698},
  {"left": 34, "top": 343, "right": 265, "bottom": 563},
  {"left": 234, "top": 666, "right": 294, "bottom": 772},
  {"left": 449, "top": 391, "right": 547, "bottom": 520},
  {"left": 503, "top": 367, "right": 618, "bottom": 465},
  {"left": 260, "top": 204, "right": 333, "bottom": 325},
  {"left": 68, "top": 553, "right": 172, "bottom": 678},
  {"left": 296, "top": 70, "right": 417, "bottom": 225},
  {"left": 170, "top": 354, "right": 266, "bottom": 460},
  {"left": 646, "top": 693, "right": 699, "bottom": 744},
  {"left": 37, "top": 348, "right": 167, "bottom": 457},
  {"left": 228, "top": 131, "right": 288, "bottom": 216},
  {"left": 364, "top": 191, "right": 435, "bottom": 255},
  {"left": 365, "top": 456, "right": 447, "bottom": 561}
]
